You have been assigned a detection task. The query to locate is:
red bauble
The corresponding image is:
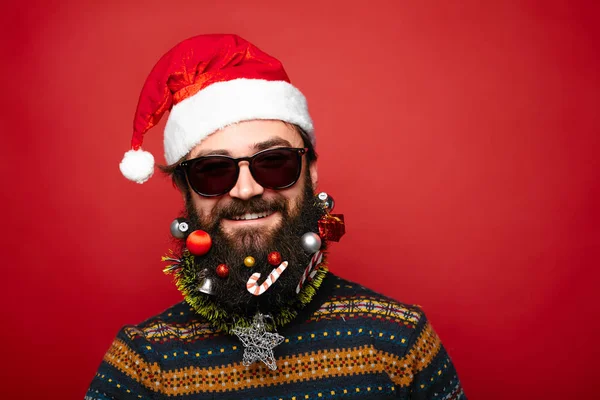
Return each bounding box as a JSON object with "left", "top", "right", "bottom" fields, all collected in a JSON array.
[
  {"left": 216, "top": 263, "right": 229, "bottom": 278},
  {"left": 186, "top": 230, "right": 212, "bottom": 256},
  {"left": 267, "top": 251, "right": 282, "bottom": 266}
]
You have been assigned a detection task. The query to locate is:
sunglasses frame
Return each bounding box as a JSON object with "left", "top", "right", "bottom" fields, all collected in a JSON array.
[{"left": 177, "top": 147, "right": 308, "bottom": 197}]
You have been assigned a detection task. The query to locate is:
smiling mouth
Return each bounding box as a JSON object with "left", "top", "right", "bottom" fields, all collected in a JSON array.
[{"left": 228, "top": 210, "right": 275, "bottom": 221}]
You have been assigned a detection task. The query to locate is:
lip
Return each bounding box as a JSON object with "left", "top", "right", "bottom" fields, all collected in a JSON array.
[{"left": 222, "top": 211, "right": 280, "bottom": 226}]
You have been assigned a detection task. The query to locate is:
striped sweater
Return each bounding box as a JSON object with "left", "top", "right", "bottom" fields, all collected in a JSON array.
[{"left": 86, "top": 274, "right": 465, "bottom": 399}]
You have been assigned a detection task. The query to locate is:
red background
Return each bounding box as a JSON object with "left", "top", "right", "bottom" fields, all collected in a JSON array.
[{"left": 1, "top": 1, "right": 598, "bottom": 398}]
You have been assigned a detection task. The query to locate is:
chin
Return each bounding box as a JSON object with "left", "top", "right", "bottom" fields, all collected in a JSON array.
[
  {"left": 222, "top": 227, "right": 276, "bottom": 252},
  {"left": 222, "top": 215, "right": 283, "bottom": 246}
]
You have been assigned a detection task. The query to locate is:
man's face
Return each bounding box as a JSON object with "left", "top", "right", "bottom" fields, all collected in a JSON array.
[{"left": 186, "top": 120, "right": 318, "bottom": 251}]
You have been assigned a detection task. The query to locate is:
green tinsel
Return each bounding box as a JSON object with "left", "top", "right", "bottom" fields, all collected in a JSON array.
[{"left": 163, "top": 250, "right": 328, "bottom": 334}]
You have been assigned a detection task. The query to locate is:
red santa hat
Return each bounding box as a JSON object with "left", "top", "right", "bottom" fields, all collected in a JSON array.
[{"left": 119, "top": 34, "right": 315, "bottom": 183}]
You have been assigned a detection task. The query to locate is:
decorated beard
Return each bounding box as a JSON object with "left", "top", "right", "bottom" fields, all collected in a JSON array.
[{"left": 164, "top": 172, "right": 329, "bottom": 332}]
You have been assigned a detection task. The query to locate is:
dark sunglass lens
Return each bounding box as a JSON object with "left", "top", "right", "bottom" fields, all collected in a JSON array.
[
  {"left": 252, "top": 149, "right": 300, "bottom": 188},
  {"left": 188, "top": 157, "right": 237, "bottom": 195}
]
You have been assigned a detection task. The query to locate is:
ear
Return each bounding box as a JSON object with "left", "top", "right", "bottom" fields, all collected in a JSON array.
[{"left": 309, "top": 161, "right": 319, "bottom": 189}]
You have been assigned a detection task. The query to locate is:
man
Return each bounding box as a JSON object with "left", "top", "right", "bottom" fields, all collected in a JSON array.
[{"left": 87, "top": 34, "right": 466, "bottom": 399}]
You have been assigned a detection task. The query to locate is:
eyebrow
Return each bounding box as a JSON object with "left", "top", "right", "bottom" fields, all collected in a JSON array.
[
  {"left": 191, "top": 137, "right": 293, "bottom": 158},
  {"left": 252, "top": 137, "right": 293, "bottom": 152}
]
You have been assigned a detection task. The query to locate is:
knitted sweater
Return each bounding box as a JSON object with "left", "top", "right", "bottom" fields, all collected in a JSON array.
[{"left": 86, "top": 273, "right": 466, "bottom": 399}]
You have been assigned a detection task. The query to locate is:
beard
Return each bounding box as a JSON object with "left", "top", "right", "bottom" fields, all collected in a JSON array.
[{"left": 177, "top": 172, "right": 326, "bottom": 319}]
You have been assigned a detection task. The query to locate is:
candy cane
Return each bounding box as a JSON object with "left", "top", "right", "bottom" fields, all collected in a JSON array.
[
  {"left": 306, "top": 251, "right": 323, "bottom": 281},
  {"left": 246, "top": 261, "right": 288, "bottom": 296},
  {"left": 296, "top": 251, "right": 323, "bottom": 294}
]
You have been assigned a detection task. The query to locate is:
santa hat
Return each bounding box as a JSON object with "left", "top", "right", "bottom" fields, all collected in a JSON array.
[{"left": 119, "top": 34, "right": 315, "bottom": 183}]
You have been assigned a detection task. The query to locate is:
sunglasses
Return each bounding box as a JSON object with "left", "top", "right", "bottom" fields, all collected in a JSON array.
[{"left": 177, "top": 147, "right": 308, "bottom": 197}]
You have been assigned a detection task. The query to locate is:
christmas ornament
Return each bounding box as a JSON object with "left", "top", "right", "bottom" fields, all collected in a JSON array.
[
  {"left": 296, "top": 251, "right": 324, "bottom": 294},
  {"left": 317, "top": 192, "right": 335, "bottom": 212},
  {"left": 243, "top": 256, "right": 256, "bottom": 267},
  {"left": 232, "top": 313, "right": 285, "bottom": 370},
  {"left": 161, "top": 252, "right": 182, "bottom": 273},
  {"left": 301, "top": 232, "right": 322, "bottom": 253},
  {"left": 162, "top": 263, "right": 181, "bottom": 274},
  {"left": 186, "top": 230, "right": 212, "bottom": 256},
  {"left": 246, "top": 261, "right": 288, "bottom": 296},
  {"left": 318, "top": 214, "right": 345, "bottom": 242},
  {"left": 216, "top": 263, "right": 229, "bottom": 278},
  {"left": 267, "top": 251, "right": 282, "bottom": 266},
  {"left": 197, "top": 268, "right": 214, "bottom": 295},
  {"left": 169, "top": 218, "right": 190, "bottom": 239}
]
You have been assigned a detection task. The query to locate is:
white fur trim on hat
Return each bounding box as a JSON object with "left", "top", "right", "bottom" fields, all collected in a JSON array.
[
  {"left": 163, "top": 78, "right": 314, "bottom": 165},
  {"left": 119, "top": 149, "right": 155, "bottom": 183}
]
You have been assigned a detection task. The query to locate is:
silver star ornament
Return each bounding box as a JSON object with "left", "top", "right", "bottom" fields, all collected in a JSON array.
[{"left": 232, "top": 313, "right": 285, "bottom": 370}]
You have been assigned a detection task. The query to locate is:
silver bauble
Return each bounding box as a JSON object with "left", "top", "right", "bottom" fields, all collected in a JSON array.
[
  {"left": 170, "top": 218, "right": 190, "bottom": 239},
  {"left": 317, "top": 192, "right": 335, "bottom": 212},
  {"left": 301, "top": 232, "right": 322, "bottom": 253}
]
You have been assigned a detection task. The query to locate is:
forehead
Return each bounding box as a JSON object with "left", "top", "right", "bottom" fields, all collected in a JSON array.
[{"left": 188, "top": 120, "right": 303, "bottom": 158}]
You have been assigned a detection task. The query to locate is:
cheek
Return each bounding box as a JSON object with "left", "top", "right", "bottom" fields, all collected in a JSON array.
[
  {"left": 278, "top": 176, "right": 308, "bottom": 212},
  {"left": 191, "top": 196, "right": 220, "bottom": 219}
]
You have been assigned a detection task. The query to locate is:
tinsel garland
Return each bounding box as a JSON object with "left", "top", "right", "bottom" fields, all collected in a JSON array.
[{"left": 163, "top": 250, "right": 328, "bottom": 334}]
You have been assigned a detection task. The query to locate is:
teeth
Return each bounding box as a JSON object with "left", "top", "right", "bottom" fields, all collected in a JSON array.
[{"left": 232, "top": 211, "right": 273, "bottom": 221}]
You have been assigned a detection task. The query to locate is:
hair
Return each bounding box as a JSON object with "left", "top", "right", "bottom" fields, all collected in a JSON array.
[{"left": 158, "top": 123, "right": 318, "bottom": 194}]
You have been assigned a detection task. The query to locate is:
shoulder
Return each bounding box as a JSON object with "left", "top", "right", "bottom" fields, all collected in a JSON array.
[
  {"left": 304, "top": 273, "right": 435, "bottom": 363},
  {"left": 88, "top": 302, "right": 207, "bottom": 398},
  {"left": 117, "top": 301, "right": 217, "bottom": 345},
  {"left": 316, "top": 278, "right": 466, "bottom": 397},
  {"left": 315, "top": 274, "right": 426, "bottom": 330}
]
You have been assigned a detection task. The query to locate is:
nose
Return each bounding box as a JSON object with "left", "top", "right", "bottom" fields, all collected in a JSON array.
[{"left": 228, "top": 161, "right": 264, "bottom": 200}]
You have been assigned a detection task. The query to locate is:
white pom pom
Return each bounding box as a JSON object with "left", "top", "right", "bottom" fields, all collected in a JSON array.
[{"left": 119, "top": 149, "right": 155, "bottom": 184}]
